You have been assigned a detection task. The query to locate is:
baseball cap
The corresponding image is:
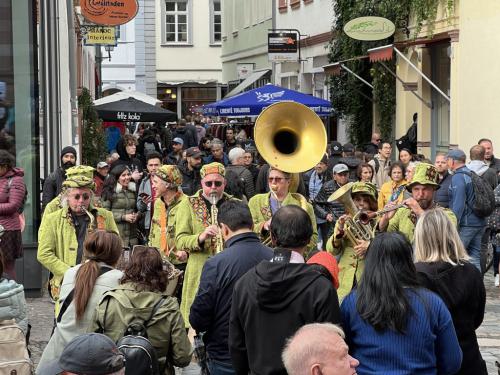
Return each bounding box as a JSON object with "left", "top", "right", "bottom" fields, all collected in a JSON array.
[
  {"left": 97, "top": 161, "right": 109, "bottom": 169},
  {"left": 332, "top": 163, "right": 349, "bottom": 174},
  {"left": 186, "top": 147, "right": 202, "bottom": 158},
  {"left": 172, "top": 137, "right": 184, "bottom": 145},
  {"left": 38, "top": 333, "right": 125, "bottom": 375},
  {"left": 447, "top": 149, "right": 466, "bottom": 161},
  {"left": 343, "top": 143, "right": 354, "bottom": 153}
]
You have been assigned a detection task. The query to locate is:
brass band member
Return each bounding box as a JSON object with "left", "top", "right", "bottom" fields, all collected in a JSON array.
[
  {"left": 37, "top": 175, "right": 118, "bottom": 303},
  {"left": 326, "top": 182, "right": 378, "bottom": 301},
  {"left": 248, "top": 167, "right": 318, "bottom": 253},
  {"left": 175, "top": 162, "right": 236, "bottom": 327}
]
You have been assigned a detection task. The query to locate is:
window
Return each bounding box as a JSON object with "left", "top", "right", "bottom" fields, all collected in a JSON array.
[
  {"left": 210, "top": 0, "right": 221, "bottom": 44},
  {"left": 165, "top": 0, "right": 189, "bottom": 43}
]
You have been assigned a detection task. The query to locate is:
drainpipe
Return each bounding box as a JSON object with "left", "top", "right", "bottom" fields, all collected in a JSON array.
[
  {"left": 67, "top": 0, "right": 79, "bottom": 147},
  {"left": 271, "top": 0, "right": 276, "bottom": 84}
]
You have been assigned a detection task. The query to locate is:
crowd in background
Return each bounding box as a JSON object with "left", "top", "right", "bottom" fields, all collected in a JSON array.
[{"left": 1, "top": 115, "right": 499, "bottom": 374}]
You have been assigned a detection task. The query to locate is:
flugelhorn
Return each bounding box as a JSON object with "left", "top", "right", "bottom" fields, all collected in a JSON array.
[{"left": 358, "top": 203, "right": 407, "bottom": 224}]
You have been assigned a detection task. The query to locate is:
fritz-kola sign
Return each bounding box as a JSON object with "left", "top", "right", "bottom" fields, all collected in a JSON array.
[
  {"left": 344, "top": 16, "right": 395, "bottom": 41},
  {"left": 81, "top": 0, "right": 139, "bottom": 26},
  {"left": 117, "top": 112, "right": 141, "bottom": 121}
]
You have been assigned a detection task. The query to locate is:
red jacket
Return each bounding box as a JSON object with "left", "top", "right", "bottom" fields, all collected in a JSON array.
[{"left": 0, "top": 168, "right": 26, "bottom": 231}]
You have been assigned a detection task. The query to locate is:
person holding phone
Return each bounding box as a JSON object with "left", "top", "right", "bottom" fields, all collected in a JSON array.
[{"left": 137, "top": 152, "right": 162, "bottom": 244}]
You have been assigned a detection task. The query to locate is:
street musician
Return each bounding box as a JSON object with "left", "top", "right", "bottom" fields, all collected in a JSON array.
[
  {"left": 326, "top": 181, "right": 378, "bottom": 301},
  {"left": 378, "top": 163, "right": 457, "bottom": 242},
  {"left": 248, "top": 167, "right": 318, "bottom": 253}
]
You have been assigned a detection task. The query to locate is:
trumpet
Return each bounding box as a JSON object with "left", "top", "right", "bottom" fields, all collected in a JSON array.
[
  {"left": 210, "top": 194, "right": 224, "bottom": 254},
  {"left": 358, "top": 203, "right": 407, "bottom": 224}
]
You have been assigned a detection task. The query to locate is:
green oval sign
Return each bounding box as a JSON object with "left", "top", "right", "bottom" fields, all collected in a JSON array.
[{"left": 344, "top": 16, "right": 395, "bottom": 41}]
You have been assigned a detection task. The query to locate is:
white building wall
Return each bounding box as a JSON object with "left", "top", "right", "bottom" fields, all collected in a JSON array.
[
  {"left": 102, "top": 20, "right": 137, "bottom": 92},
  {"left": 155, "top": 0, "right": 222, "bottom": 83}
]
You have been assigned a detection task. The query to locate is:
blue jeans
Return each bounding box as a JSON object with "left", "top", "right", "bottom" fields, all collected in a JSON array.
[
  {"left": 459, "top": 226, "right": 484, "bottom": 271},
  {"left": 208, "top": 360, "right": 235, "bottom": 375}
]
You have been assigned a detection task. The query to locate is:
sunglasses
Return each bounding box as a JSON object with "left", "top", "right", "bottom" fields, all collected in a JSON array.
[
  {"left": 375, "top": 139, "right": 381, "bottom": 142},
  {"left": 71, "top": 193, "right": 90, "bottom": 201},
  {"left": 204, "top": 181, "right": 223, "bottom": 188},
  {"left": 268, "top": 177, "right": 288, "bottom": 183}
]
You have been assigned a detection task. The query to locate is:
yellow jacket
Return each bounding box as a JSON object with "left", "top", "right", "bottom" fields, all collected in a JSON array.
[{"left": 378, "top": 179, "right": 408, "bottom": 210}]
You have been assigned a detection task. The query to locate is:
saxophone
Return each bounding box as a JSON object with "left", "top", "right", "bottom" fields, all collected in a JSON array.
[
  {"left": 80, "top": 205, "right": 95, "bottom": 230},
  {"left": 262, "top": 185, "right": 281, "bottom": 247},
  {"left": 210, "top": 194, "right": 224, "bottom": 253}
]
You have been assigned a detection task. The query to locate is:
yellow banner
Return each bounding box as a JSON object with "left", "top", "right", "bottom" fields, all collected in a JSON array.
[{"left": 84, "top": 26, "right": 116, "bottom": 45}]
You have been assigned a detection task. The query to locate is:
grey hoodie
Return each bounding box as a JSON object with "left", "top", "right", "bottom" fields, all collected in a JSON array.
[
  {"left": 0, "top": 278, "right": 27, "bottom": 335},
  {"left": 466, "top": 160, "right": 488, "bottom": 176}
]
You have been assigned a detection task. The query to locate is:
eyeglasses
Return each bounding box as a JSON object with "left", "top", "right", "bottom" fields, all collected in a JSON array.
[
  {"left": 375, "top": 139, "right": 381, "bottom": 142},
  {"left": 71, "top": 193, "right": 90, "bottom": 201},
  {"left": 204, "top": 181, "right": 223, "bottom": 188},
  {"left": 268, "top": 177, "right": 288, "bottom": 183}
]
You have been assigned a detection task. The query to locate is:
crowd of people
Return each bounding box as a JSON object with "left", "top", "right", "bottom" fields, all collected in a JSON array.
[{"left": 0, "top": 118, "right": 499, "bottom": 374}]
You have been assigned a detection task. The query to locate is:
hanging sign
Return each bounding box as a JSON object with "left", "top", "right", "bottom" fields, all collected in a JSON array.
[
  {"left": 80, "top": 0, "right": 139, "bottom": 26},
  {"left": 83, "top": 26, "right": 117, "bottom": 46},
  {"left": 344, "top": 16, "right": 395, "bottom": 41},
  {"left": 268, "top": 31, "right": 299, "bottom": 62}
]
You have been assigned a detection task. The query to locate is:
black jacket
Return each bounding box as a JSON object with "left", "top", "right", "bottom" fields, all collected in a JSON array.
[
  {"left": 190, "top": 233, "right": 273, "bottom": 364},
  {"left": 178, "top": 159, "right": 201, "bottom": 196},
  {"left": 434, "top": 171, "right": 452, "bottom": 208},
  {"left": 312, "top": 180, "right": 345, "bottom": 221},
  {"left": 338, "top": 156, "right": 361, "bottom": 182},
  {"left": 42, "top": 167, "right": 66, "bottom": 210},
  {"left": 363, "top": 142, "right": 379, "bottom": 155},
  {"left": 415, "top": 261, "right": 486, "bottom": 375},
  {"left": 173, "top": 126, "right": 197, "bottom": 149},
  {"left": 487, "top": 156, "right": 500, "bottom": 177},
  {"left": 111, "top": 138, "right": 144, "bottom": 172},
  {"left": 229, "top": 257, "right": 341, "bottom": 375},
  {"left": 226, "top": 165, "right": 255, "bottom": 199}
]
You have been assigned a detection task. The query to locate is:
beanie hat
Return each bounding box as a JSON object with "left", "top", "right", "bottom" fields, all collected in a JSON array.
[{"left": 61, "top": 146, "right": 77, "bottom": 160}]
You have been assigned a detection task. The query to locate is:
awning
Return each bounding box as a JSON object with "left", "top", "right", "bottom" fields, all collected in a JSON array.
[
  {"left": 157, "top": 80, "right": 218, "bottom": 86},
  {"left": 225, "top": 69, "right": 271, "bottom": 98},
  {"left": 94, "top": 90, "right": 161, "bottom": 107}
]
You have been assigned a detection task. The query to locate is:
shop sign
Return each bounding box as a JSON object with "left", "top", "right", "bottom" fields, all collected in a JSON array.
[
  {"left": 83, "top": 26, "right": 117, "bottom": 46},
  {"left": 344, "top": 16, "right": 395, "bottom": 41},
  {"left": 237, "top": 63, "right": 255, "bottom": 79},
  {"left": 268, "top": 32, "right": 298, "bottom": 62},
  {"left": 80, "top": 0, "right": 139, "bottom": 26},
  {"left": 117, "top": 111, "right": 142, "bottom": 121}
]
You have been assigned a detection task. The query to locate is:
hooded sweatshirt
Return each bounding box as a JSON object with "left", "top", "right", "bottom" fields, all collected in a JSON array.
[
  {"left": 466, "top": 160, "right": 498, "bottom": 189},
  {"left": 415, "top": 261, "right": 486, "bottom": 375},
  {"left": 229, "top": 258, "right": 341, "bottom": 375}
]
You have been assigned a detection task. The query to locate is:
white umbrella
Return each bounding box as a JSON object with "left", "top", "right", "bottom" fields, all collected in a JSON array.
[{"left": 94, "top": 90, "right": 161, "bottom": 107}]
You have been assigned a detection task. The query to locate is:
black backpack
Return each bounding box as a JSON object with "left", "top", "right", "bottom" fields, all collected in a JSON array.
[
  {"left": 456, "top": 170, "right": 495, "bottom": 218},
  {"left": 97, "top": 296, "right": 166, "bottom": 375}
]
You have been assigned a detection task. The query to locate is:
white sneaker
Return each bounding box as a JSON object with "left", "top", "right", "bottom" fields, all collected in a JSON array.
[{"left": 495, "top": 274, "right": 499, "bottom": 287}]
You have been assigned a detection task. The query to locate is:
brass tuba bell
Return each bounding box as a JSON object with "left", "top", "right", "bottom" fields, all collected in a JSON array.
[{"left": 254, "top": 102, "right": 327, "bottom": 173}]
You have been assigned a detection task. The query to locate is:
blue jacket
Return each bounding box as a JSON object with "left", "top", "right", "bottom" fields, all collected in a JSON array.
[
  {"left": 449, "top": 166, "right": 485, "bottom": 227},
  {"left": 189, "top": 232, "right": 273, "bottom": 364}
]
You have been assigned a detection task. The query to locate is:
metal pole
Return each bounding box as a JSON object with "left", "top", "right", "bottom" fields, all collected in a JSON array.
[
  {"left": 393, "top": 46, "right": 450, "bottom": 102},
  {"left": 340, "top": 64, "right": 373, "bottom": 89}
]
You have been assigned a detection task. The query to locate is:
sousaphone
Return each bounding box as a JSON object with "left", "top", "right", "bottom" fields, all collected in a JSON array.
[{"left": 254, "top": 101, "right": 327, "bottom": 188}]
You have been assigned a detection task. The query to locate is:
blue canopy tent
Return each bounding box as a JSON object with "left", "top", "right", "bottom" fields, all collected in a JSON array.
[{"left": 203, "top": 84, "right": 333, "bottom": 117}]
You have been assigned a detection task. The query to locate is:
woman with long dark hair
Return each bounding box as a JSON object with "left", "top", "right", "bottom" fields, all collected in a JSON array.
[
  {"left": 101, "top": 165, "right": 140, "bottom": 247},
  {"left": 415, "top": 209, "right": 486, "bottom": 375},
  {"left": 341, "top": 232, "right": 462, "bottom": 374},
  {"left": 38, "top": 230, "right": 123, "bottom": 368},
  {"left": 90, "top": 246, "right": 192, "bottom": 375}
]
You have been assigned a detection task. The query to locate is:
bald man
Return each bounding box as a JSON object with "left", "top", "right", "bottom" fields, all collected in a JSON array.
[{"left": 282, "top": 323, "right": 359, "bottom": 375}]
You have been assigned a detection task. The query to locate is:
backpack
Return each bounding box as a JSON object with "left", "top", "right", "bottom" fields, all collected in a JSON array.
[
  {"left": 96, "top": 294, "right": 166, "bottom": 375},
  {"left": 0, "top": 319, "right": 32, "bottom": 374},
  {"left": 456, "top": 170, "right": 495, "bottom": 218}
]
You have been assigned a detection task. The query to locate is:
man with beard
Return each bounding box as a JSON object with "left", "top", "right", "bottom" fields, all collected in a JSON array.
[
  {"left": 175, "top": 162, "right": 237, "bottom": 327},
  {"left": 224, "top": 127, "right": 238, "bottom": 154},
  {"left": 478, "top": 138, "right": 500, "bottom": 176},
  {"left": 42, "top": 146, "right": 77, "bottom": 211},
  {"left": 178, "top": 147, "right": 203, "bottom": 195},
  {"left": 378, "top": 163, "right": 457, "bottom": 243},
  {"left": 434, "top": 152, "right": 452, "bottom": 208},
  {"left": 137, "top": 151, "right": 162, "bottom": 242}
]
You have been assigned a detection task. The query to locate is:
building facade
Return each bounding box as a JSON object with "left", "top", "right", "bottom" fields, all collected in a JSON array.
[
  {"left": 155, "top": 0, "right": 223, "bottom": 117},
  {"left": 393, "top": 0, "right": 500, "bottom": 157},
  {"left": 221, "top": 0, "right": 272, "bottom": 94}
]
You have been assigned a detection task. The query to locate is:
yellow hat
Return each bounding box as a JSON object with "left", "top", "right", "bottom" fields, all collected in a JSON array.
[
  {"left": 62, "top": 175, "right": 96, "bottom": 191},
  {"left": 351, "top": 181, "right": 378, "bottom": 201},
  {"left": 156, "top": 165, "right": 183, "bottom": 186},
  {"left": 65, "top": 165, "right": 95, "bottom": 180},
  {"left": 406, "top": 163, "right": 440, "bottom": 192},
  {"left": 200, "top": 162, "right": 225, "bottom": 179}
]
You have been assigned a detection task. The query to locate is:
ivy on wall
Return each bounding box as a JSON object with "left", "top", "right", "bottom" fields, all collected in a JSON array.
[
  {"left": 79, "top": 88, "right": 107, "bottom": 167},
  {"left": 329, "top": 0, "right": 454, "bottom": 147}
]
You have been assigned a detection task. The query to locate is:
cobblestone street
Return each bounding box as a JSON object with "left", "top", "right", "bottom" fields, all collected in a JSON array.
[{"left": 28, "top": 271, "right": 500, "bottom": 374}]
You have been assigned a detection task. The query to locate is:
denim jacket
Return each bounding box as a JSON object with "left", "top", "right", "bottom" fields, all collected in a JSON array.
[{"left": 449, "top": 166, "right": 485, "bottom": 227}]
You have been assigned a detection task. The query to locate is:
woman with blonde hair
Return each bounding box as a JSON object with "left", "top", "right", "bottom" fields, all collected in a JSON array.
[{"left": 414, "top": 208, "right": 486, "bottom": 375}]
